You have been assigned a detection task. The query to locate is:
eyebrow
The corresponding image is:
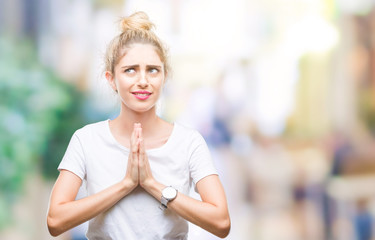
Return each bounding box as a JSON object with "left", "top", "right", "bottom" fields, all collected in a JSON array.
[
  {"left": 120, "top": 65, "right": 138, "bottom": 69},
  {"left": 120, "top": 64, "right": 162, "bottom": 69},
  {"left": 147, "top": 65, "right": 162, "bottom": 69}
]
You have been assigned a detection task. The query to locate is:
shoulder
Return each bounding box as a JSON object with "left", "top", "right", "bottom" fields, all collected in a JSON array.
[
  {"left": 174, "top": 122, "right": 199, "bottom": 136},
  {"left": 74, "top": 120, "right": 108, "bottom": 139},
  {"left": 173, "top": 122, "right": 207, "bottom": 144}
]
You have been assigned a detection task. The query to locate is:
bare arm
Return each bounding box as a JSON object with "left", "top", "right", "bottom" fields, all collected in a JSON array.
[
  {"left": 46, "top": 170, "right": 135, "bottom": 236},
  {"left": 137, "top": 127, "right": 231, "bottom": 238},
  {"left": 143, "top": 175, "right": 231, "bottom": 238},
  {"left": 173, "top": 175, "right": 230, "bottom": 238},
  {"left": 47, "top": 124, "right": 141, "bottom": 236}
]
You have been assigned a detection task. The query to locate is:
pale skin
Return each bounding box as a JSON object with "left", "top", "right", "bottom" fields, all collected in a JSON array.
[{"left": 47, "top": 43, "right": 230, "bottom": 238}]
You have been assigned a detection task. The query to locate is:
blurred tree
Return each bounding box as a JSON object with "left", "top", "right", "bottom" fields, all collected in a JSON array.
[
  {"left": 93, "top": 0, "right": 123, "bottom": 9},
  {"left": 359, "top": 89, "right": 375, "bottom": 136},
  {"left": 0, "top": 36, "right": 86, "bottom": 229}
]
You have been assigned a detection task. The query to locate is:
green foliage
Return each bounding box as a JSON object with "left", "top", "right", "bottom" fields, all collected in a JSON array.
[
  {"left": 0, "top": 37, "right": 86, "bottom": 229},
  {"left": 42, "top": 87, "right": 86, "bottom": 179},
  {"left": 359, "top": 88, "right": 375, "bottom": 135}
]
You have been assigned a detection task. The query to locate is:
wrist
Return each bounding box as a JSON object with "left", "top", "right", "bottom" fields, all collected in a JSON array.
[
  {"left": 141, "top": 179, "right": 164, "bottom": 198},
  {"left": 160, "top": 186, "right": 178, "bottom": 210},
  {"left": 121, "top": 178, "right": 137, "bottom": 193},
  {"left": 141, "top": 178, "right": 156, "bottom": 191}
]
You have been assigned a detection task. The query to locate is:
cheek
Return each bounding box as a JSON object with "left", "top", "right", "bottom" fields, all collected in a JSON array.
[
  {"left": 116, "top": 78, "right": 132, "bottom": 89},
  {"left": 115, "top": 83, "right": 132, "bottom": 99},
  {"left": 153, "top": 76, "right": 165, "bottom": 88},
  {"left": 154, "top": 82, "right": 164, "bottom": 95}
]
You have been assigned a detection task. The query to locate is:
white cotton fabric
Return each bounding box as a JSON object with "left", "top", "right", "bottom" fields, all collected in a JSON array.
[{"left": 58, "top": 120, "right": 217, "bottom": 240}]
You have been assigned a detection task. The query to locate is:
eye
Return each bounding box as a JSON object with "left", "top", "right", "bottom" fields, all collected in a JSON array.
[
  {"left": 124, "top": 68, "right": 135, "bottom": 73},
  {"left": 148, "top": 68, "right": 159, "bottom": 74}
]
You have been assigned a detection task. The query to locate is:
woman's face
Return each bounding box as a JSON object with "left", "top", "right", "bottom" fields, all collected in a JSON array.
[{"left": 108, "top": 43, "right": 165, "bottom": 113}]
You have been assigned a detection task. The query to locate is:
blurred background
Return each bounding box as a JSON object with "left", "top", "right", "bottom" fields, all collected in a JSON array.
[{"left": 1, "top": 0, "right": 375, "bottom": 239}]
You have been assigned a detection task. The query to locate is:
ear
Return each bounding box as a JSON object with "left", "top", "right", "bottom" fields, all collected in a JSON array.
[{"left": 105, "top": 71, "right": 118, "bottom": 93}]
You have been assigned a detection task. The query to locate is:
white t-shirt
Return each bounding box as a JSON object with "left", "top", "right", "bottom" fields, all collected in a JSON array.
[{"left": 58, "top": 120, "right": 217, "bottom": 240}]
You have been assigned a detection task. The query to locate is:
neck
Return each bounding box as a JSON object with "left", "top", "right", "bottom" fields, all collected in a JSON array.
[{"left": 112, "top": 106, "right": 161, "bottom": 138}]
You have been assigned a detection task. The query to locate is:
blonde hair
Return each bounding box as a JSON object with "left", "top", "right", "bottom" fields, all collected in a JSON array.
[{"left": 104, "top": 11, "right": 170, "bottom": 77}]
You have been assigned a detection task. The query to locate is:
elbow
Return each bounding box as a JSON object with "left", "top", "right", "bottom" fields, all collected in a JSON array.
[
  {"left": 215, "top": 217, "right": 231, "bottom": 238},
  {"left": 47, "top": 215, "right": 64, "bottom": 237}
]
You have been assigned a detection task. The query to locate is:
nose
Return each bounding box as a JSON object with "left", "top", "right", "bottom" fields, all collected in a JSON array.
[{"left": 138, "top": 71, "right": 149, "bottom": 88}]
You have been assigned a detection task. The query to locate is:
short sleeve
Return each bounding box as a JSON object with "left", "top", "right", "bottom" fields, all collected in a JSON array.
[
  {"left": 188, "top": 131, "right": 218, "bottom": 185},
  {"left": 58, "top": 133, "right": 86, "bottom": 180}
]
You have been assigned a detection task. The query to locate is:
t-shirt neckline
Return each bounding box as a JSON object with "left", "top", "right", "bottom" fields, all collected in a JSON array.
[{"left": 105, "top": 119, "right": 176, "bottom": 153}]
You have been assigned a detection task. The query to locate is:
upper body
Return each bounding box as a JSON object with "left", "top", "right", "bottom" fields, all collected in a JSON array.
[
  {"left": 47, "top": 11, "right": 230, "bottom": 239},
  {"left": 59, "top": 120, "right": 217, "bottom": 239}
]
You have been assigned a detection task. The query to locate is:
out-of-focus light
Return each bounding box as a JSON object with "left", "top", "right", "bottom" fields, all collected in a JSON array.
[
  {"left": 253, "top": 55, "right": 299, "bottom": 137},
  {"left": 220, "top": 63, "right": 248, "bottom": 106},
  {"left": 327, "top": 176, "right": 375, "bottom": 201},
  {"left": 285, "top": 15, "right": 340, "bottom": 54},
  {"left": 230, "top": 134, "right": 254, "bottom": 157},
  {"left": 3, "top": 110, "right": 25, "bottom": 135},
  {"left": 337, "top": 0, "right": 375, "bottom": 15},
  {"left": 179, "top": 0, "right": 248, "bottom": 58}
]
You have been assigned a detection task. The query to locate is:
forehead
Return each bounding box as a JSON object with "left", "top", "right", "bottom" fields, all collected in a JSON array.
[{"left": 118, "top": 43, "right": 162, "bottom": 66}]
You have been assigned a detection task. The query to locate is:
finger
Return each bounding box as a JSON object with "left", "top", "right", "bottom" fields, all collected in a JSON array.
[
  {"left": 139, "top": 137, "right": 145, "bottom": 154},
  {"left": 138, "top": 138, "right": 146, "bottom": 168},
  {"left": 138, "top": 127, "right": 143, "bottom": 141},
  {"left": 139, "top": 138, "right": 148, "bottom": 162},
  {"left": 131, "top": 131, "right": 139, "bottom": 160},
  {"left": 138, "top": 126, "right": 144, "bottom": 153},
  {"left": 131, "top": 123, "right": 137, "bottom": 141},
  {"left": 131, "top": 123, "right": 139, "bottom": 152},
  {"left": 135, "top": 123, "right": 141, "bottom": 140}
]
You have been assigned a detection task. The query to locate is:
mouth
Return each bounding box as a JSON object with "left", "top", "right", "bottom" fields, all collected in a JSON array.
[{"left": 132, "top": 91, "right": 152, "bottom": 100}]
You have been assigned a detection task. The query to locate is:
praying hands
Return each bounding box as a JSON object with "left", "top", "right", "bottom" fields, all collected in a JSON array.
[{"left": 123, "top": 123, "right": 156, "bottom": 192}]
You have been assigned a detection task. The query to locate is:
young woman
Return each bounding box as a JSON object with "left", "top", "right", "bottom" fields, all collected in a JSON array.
[{"left": 47, "top": 11, "right": 230, "bottom": 239}]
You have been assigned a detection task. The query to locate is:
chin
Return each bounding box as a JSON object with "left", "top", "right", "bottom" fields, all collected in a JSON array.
[
  {"left": 134, "top": 108, "right": 153, "bottom": 113},
  {"left": 128, "top": 105, "right": 156, "bottom": 114}
]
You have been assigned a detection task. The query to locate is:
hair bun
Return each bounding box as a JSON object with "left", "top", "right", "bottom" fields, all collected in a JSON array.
[{"left": 120, "top": 11, "right": 154, "bottom": 32}]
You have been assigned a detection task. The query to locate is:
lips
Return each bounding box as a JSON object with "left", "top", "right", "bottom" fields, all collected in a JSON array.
[{"left": 132, "top": 91, "right": 152, "bottom": 100}]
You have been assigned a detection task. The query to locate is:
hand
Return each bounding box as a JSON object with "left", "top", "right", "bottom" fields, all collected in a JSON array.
[
  {"left": 123, "top": 123, "right": 141, "bottom": 190},
  {"left": 137, "top": 126, "right": 156, "bottom": 189}
]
